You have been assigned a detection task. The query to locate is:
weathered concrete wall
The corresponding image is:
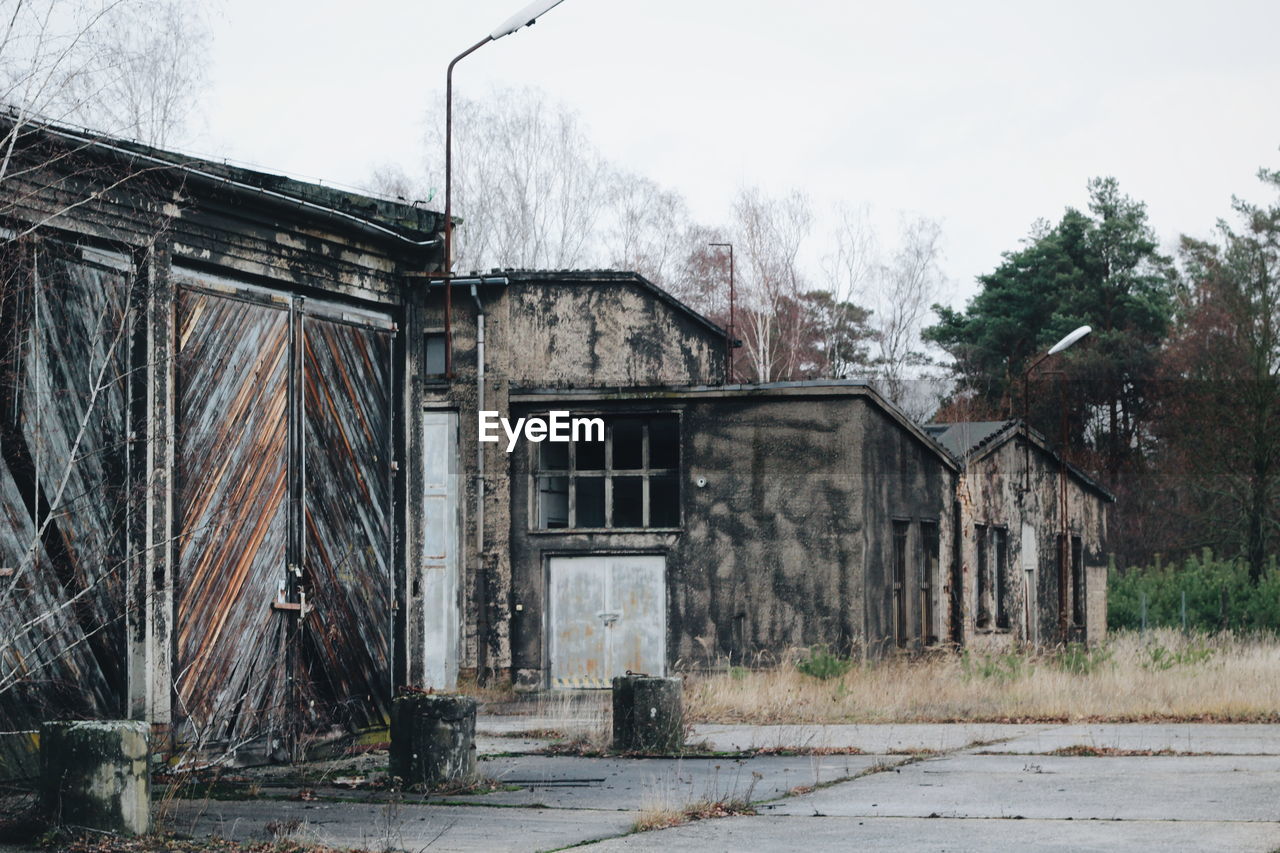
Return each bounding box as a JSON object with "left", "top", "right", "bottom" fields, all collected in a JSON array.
[
  {"left": 505, "top": 386, "right": 956, "bottom": 686},
  {"left": 431, "top": 273, "right": 728, "bottom": 682},
  {"left": 956, "top": 435, "right": 1110, "bottom": 650},
  {"left": 506, "top": 275, "right": 725, "bottom": 388}
]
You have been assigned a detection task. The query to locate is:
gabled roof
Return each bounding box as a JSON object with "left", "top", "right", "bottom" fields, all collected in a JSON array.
[{"left": 925, "top": 419, "right": 1116, "bottom": 502}]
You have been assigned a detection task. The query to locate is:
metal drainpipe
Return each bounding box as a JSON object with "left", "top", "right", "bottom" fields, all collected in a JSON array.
[{"left": 471, "top": 284, "right": 487, "bottom": 676}]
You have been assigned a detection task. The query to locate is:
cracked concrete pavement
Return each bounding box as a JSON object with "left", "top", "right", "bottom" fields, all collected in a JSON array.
[{"left": 157, "top": 720, "right": 1280, "bottom": 852}]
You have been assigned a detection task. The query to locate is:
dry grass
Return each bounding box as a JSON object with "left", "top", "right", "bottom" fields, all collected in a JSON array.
[{"left": 685, "top": 630, "right": 1280, "bottom": 724}]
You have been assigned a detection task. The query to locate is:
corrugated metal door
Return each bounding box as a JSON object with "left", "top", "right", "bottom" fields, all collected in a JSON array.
[
  {"left": 175, "top": 276, "right": 397, "bottom": 747},
  {"left": 175, "top": 282, "right": 291, "bottom": 746},
  {"left": 421, "top": 412, "right": 459, "bottom": 690},
  {"left": 548, "top": 555, "right": 665, "bottom": 688}
]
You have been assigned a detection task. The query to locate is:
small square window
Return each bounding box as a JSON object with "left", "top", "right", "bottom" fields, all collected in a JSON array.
[{"left": 424, "top": 333, "right": 446, "bottom": 377}]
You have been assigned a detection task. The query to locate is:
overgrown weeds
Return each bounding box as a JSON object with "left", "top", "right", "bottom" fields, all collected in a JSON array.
[{"left": 684, "top": 629, "right": 1277, "bottom": 724}]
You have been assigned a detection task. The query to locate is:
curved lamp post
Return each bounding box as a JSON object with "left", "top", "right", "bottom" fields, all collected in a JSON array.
[
  {"left": 1020, "top": 324, "right": 1091, "bottom": 644},
  {"left": 442, "top": 0, "right": 568, "bottom": 375}
]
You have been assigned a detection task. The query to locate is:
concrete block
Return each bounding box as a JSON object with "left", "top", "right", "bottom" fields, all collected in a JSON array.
[
  {"left": 389, "top": 694, "right": 477, "bottom": 788},
  {"left": 612, "top": 675, "right": 684, "bottom": 753},
  {"left": 40, "top": 720, "right": 150, "bottom": 835}
]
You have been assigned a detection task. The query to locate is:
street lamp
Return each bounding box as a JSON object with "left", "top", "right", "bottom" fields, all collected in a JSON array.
[
  {"left": 1019, "top": 324, "right": 1091, "bottom": 644},
  {"left": 1021, "top": 325, "right": 1091, "bottom": 469},
  {"left": 709, "top": 242, "right": 735, "bottom": 382},
  {"left": 441, "top": 0, "right": 568, "bottom": 375}
]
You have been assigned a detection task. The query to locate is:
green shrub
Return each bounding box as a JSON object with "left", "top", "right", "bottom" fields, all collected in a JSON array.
[
  {"left": 796, "top": 645, "right": 852, "bottom": 680},
  {"left": 1142, "top": 641, "right": 1214, "bottom": 671},
  {"left": 1109, "top": 552, "right": 1280, "bottom": 634},
  {"left": 961, "top": 650, "right": 1029, "bottom": 683},
  {"left": 1053, "top": 642, "right": 1113, "bottom": 675}
]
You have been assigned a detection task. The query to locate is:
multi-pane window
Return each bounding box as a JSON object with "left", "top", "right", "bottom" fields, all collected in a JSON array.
[
  {"left": 994, "top": 527, "right": 1010, "bottom": 629},
  {"left": 975, "top": 524, "right": 990, "bottom": 628},
  {"left": 892, "top": 520, "right": 910, "bottom": 648},
  {"left": 920, "top": 521, "right": 939, "bottom": 645},
  {"left": 535, "top": 416, "right": 680, "bottom": 530}
]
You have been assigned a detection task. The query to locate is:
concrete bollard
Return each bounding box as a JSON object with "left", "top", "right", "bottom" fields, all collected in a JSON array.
[
  {"left": 389, "top": 694, "right": 477, "bottom": 788},
  {"left": 40, "top": 720, "right": 150, "bottom": 835},
  {"left": 612, "top": 675, "right": 684, "bottom": 753}
]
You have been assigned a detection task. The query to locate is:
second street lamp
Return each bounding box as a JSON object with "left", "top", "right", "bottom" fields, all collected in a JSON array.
[
  {"left": 1020, "top": 324, "right": 1091, "bottom": 644},
  {"left": 441, "top": 0, "right": 568, "bottom": 375}
]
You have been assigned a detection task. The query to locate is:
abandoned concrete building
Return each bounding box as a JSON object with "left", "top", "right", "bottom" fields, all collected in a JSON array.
[
  {"left": 925, "top": 421, "right": 1114, "bottom": 649},
  {"left": 0, "top": 118, "right": 1112, "bottom": 758}
]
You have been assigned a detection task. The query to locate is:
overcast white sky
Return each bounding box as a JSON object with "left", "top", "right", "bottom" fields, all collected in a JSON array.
[{"left": 196, "top": 0, "right": 1280, "bottom": 308}]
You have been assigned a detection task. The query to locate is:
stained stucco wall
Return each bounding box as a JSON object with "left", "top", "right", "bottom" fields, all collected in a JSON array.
[
  {"left": 956, "top": 436, "right": 1110, "bottom": 650},
  {"left": 504, "top": 389, "right": 955, "bottom": 687},
  {"left": 504, "top": 279, "right": 724, "bottom": 388},
  {"left": 431, "top": 274, "right": 727, "bottom": 680}
]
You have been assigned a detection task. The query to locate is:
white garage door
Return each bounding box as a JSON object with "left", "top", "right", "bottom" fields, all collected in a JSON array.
[{"left": 548, "top": 555, "right": 666, "bottom": 688}]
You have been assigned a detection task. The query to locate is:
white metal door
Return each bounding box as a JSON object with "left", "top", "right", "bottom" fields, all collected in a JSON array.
[
  {"left": 548, "top": 555, "right": 665, "bottom": 688},
  {"left": 422, "top": 412, "right": 460, "bottom": 689}
]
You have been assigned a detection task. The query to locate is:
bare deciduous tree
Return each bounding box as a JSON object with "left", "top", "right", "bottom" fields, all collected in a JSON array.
[
  {"left": 1, "top": 0, "right": 209, "bottom": 152},
  {"left": 733, "top": 186, "right": 813, "bottom": 382}
]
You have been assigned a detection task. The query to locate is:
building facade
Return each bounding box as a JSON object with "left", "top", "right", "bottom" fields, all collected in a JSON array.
[{"left": 1, "top": 120, "right": 1112, "bottom": 762}]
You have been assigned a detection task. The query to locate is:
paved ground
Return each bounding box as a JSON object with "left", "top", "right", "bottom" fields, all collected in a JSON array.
[
  {"left": 5, "top": 721, "right": 1274, "bottom": 852},
  {"left": 149, "top": 721, "right": 1280, "bottom": 852}
]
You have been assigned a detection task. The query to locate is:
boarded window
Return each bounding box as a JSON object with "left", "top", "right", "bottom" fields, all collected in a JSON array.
[
  {"left": 920, "top": 521, "right": 939, "bottom": 645},
  {"left": 921, "top": 517, "right": 942, "bottom": 645},
  {"left": 534, "top": 415, "right": 680, "bottom": 529},
  {"left": 892, "top": 520, "right": 910, "bottom": 648},
  {"left": 1071, "top": 535, "right": 1085, "bottom": 626}
]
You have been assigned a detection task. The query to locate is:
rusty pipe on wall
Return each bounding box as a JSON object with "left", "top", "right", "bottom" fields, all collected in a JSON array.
[
  {"left": 710, "top": 242, "right": 734, "bottom": 382},
  {"left": 443, "top": 36, "right": 490, "bottom": 378}
]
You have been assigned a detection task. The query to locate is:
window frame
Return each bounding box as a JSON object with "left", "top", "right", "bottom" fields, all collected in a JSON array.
[
  {"left": 975, "top": 523, "right": 990, "bottom": 629},
  {"left": 994, "top": 526, "right": 1010, "bottom": 629},
  {"left": 1071, "top": 534, "right": 1085, "bottom": 627},
  {"left": 532, "top": 413, "right": 682, "bottom": 532},
  {"left": 919, "top": 520, "right": 940, "bottom": 646},
  {"left": 891, "top": 519, "right": 911, "bottom": 648}
]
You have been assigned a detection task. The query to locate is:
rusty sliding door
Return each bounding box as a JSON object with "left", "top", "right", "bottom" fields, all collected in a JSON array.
[
  {"left": 175, "top": 282, "right": 291, "bottom": 748},
  {"left": 298, "top": 301, "right": 396, "bottom": 731}
]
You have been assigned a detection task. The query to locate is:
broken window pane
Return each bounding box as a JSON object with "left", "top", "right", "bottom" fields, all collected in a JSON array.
[
  {"left": 649, "top": 418, "right": 679, "bottom": 469},
  {"left": 648, "top": 475, "right": 679, "bottom": 527},
  {"left": 612, "top": 477, "right": 643, "bottom": 527},
  {"left": 575, "top": 477, "right": 605, "bottom": 528},
  {"left": 538, "top": 476, "right": 569, "bottom": 528},
  {"left": 612, "top": 419, "right": 643, "bottom": 470}
]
